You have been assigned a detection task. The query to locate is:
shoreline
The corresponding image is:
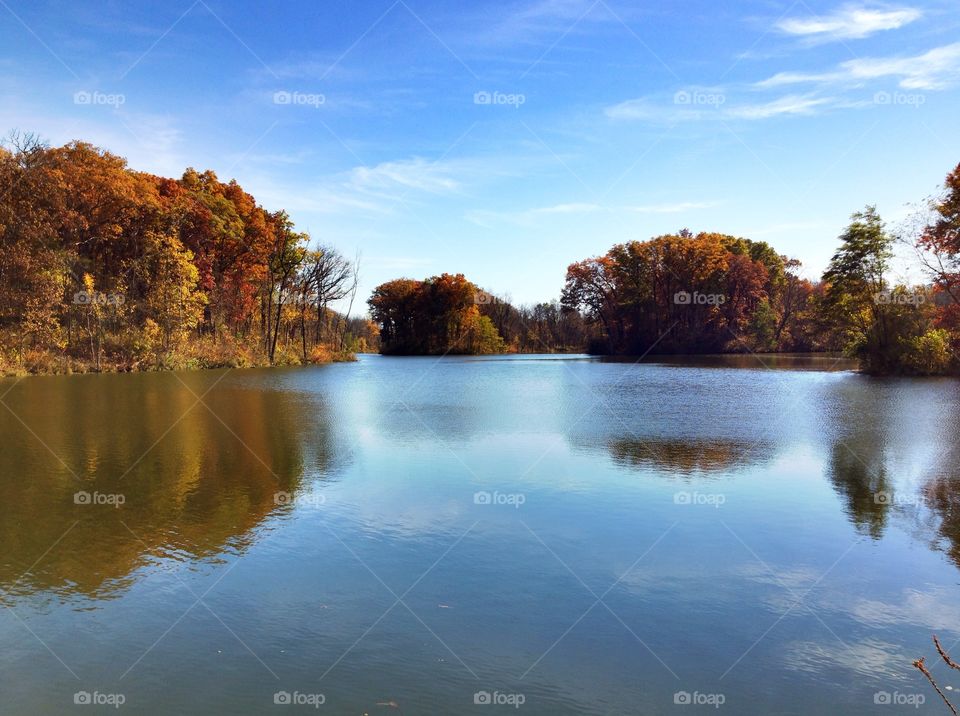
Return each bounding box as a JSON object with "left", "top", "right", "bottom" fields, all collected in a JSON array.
[{"left": 0, "top": 350, "right": 358, "bottom": 378}]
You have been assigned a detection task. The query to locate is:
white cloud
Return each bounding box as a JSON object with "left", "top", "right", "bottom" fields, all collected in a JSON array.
[
  {"left": 757, "top": 42, "right": 960, "bottom": 91},
  {"left": 606, "top": 94, "right": 833, "bottom": 122},
  {"left": 529, "top": 202, "right": 601, "bottom": 214},
  {"left": 465, "top": 203, "right": 598, "bottom": 226},
  {"left": 776, "top": 4, "right": 921, "bottom": 41},
  {"left": 350, "top": 157, "right": 462, "bottom": 194},
  {"left": 466, "top": 200, "right": 718, "bottom": 226},
  {"left": 255, "top": 186, "right": 388, "bottom": 215},
  {"left": 626, "top": 201, "right": 720, "bottom": 213},
  {"left": 468, "top": 0, "right": 614, "bottom": 46},
  {"left": 726, "top": 94, "right": 834, "bottom": 119},
  {"left": 848, "top": 42, "right": 960, "bottom": 89},
  {"left": 604, "top": 98, "right": 671, "bottom": 121}
]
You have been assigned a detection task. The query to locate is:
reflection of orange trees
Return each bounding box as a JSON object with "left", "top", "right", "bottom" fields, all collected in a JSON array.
[
  {"left": 923, "top": 476, "right": 960, "bottom": 568},
  {"left": 608, "top": 438, "right": 771, "bottom": 476},
  {"left": 0, "top": 374, "right": 336, "bottom": 600}
]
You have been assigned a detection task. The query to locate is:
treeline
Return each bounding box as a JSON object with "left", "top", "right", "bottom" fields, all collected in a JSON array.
[
  {"left": 369, "top": 161, "right": 960, "bottom": 375},
  {"left": 483, "top": 298, "right": 595, "bottom": 353},
  {"left": 560, "top": 161, "right": 960, "bottom": 374},
  {"left": 7, "top": 132, "right": 960, "bottom": 376},
  {"left": 368, "top": 274, "right": 504, "bottom": 354},
  {"left": 0, "top": 133, "right": 376, "bottom": 374},
  {"left": 561, "top": 231, "right": 817, "bottom": 354},
  {"left": 368, "top": 273, "right": 596, "bottom": 355}
]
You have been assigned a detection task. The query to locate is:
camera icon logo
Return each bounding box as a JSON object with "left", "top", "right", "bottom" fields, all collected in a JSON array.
[
  {"left": 74, "top": 491, "right": 92, "bottom": 505},
  {"left": 673, "top": 491, "right": 692, "bottom": 505},
  {"left": 274, "top": 691, "right": 292, "bottom": 705},
  {"left": 74, "top": 691, "right": 92, "bottom": 705},
  {"left": 474, "top": 491, "right": 492, "bottom": 505},
  {"left": 474, "top": 690, "right": 492, "bottom": 704},
  {"left": 874, "top": 691, "right": 891, "bottom": 705},
  {"left": 674, "top": 691, "right": 692, "bottom": 704},
  {"left": 874, "top": 491, "right": 892, "bottom": 505},
  {"left": 673, "top": 291, "right": 691, "bottom": 305}
]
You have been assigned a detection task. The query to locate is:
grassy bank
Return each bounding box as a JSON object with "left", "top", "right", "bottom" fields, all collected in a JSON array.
[{"left": 0, "top": 340, "right": 356, "bottom": 377}]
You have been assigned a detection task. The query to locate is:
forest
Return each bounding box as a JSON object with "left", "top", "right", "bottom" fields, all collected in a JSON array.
[
  {"left": 369, "top": 161, "right": 960, "bottom": 376},
  {"left": 3, "top": 133, "right": 960, "bottom": 376},
  {"left": 367, "top": 273, "right": 591, "bottom": 355},
  {"left": 0, "top": 133, "right": 376, "bottom": 375}
]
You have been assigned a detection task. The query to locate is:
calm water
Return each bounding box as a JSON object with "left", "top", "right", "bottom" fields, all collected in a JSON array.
[{"left": 2, "top": 354, "right": 960, "bottom": 714}]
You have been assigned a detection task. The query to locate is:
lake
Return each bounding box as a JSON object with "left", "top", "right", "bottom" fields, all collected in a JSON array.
[{"left": 2, "top": 354, "right": 959, "bottom": 714}]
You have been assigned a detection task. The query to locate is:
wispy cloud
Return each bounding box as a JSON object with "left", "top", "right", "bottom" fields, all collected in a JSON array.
[
  {"left": 757, "top": 42, "right": 960, "bottom": 90},
  {"left": 471, "top": 0, "right": 606, "bottom": 45},
  {"left": 528, "top": 201, "right": 600, "bottom": 214},
  {"left": 254, "top": 151, "right": 545, "bottom": 218},
  {"left": 726, "top": 95, "right": 834, "bottom": 119},
  {"left": 465, "top": 203, "right": 597, "bottom": 227},
  {"left": 776, "top": 3, "right": 921, "bottom": 42},
  {"left": 605, "top": 94, "right": 833, "bottom": 122},
  {"left": 466, "top": 200, "right": 719, "bottom": 226},
  {"left": 350, "top": 157, "right": 462, "bottom": 194},
  {"left": 625, "top": 201, "right": 721, "bottom": 213}
]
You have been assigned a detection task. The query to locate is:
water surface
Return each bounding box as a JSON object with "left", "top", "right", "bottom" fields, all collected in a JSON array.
[{"left": 2, "top": 354, "right": 959, "bottom": 714}]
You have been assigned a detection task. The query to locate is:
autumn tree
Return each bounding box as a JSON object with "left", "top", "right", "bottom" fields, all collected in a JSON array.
[
  {"left": 562, "top": 232, "right": 794, "bottom": 354},
  {"left": 368, "top": 274, "right": 505, "bottom": 355},
  {"left": 0, "top": 135, "right": 354, "bottom": 372}
]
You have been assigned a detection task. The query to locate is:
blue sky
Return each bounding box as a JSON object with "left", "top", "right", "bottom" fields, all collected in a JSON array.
[{"left": 2, "top": 0, "right": 960, "bottom": 306}]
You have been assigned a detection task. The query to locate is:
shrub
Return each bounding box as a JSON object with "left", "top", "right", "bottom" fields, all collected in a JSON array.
[{"left": 902, "top": 329, "right": 954, "bottom": 375}]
